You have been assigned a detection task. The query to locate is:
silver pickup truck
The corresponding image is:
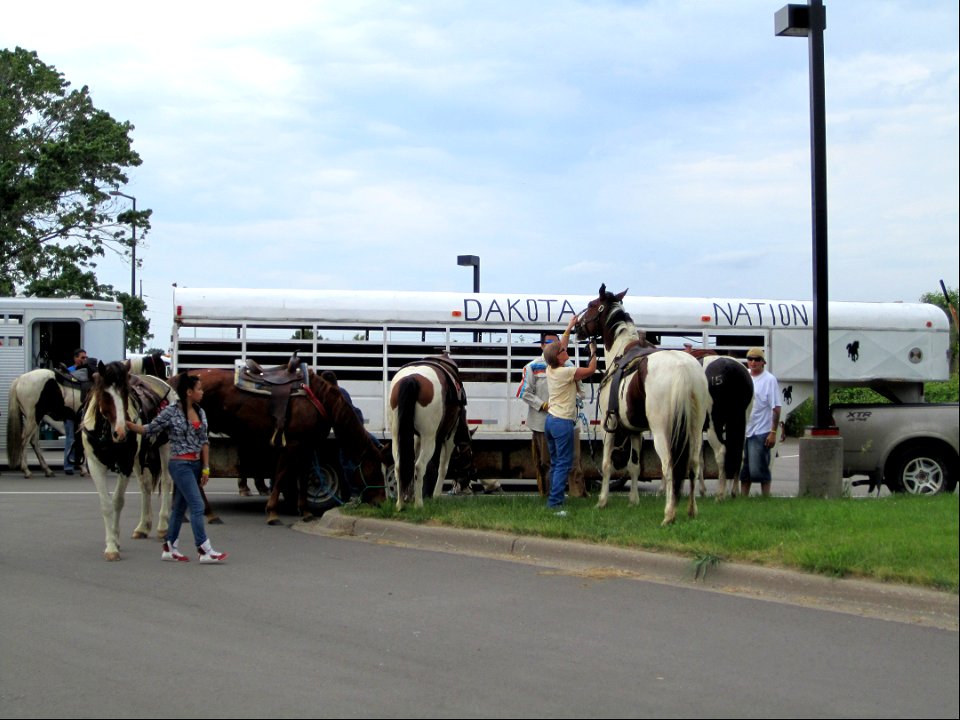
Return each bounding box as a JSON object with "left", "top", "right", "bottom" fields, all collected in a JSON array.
[{"left": 831, "top": 403, "right": 959, "bottom": 494}]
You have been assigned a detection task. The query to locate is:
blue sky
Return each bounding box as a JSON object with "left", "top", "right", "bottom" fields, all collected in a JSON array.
[{"left": 5, "top": 1, "right": 958, "bottom": 350}]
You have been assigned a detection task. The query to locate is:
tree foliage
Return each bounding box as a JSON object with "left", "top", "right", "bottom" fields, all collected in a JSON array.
[{"left": 0, "top": 47, "right": 152, "bottom": 351}]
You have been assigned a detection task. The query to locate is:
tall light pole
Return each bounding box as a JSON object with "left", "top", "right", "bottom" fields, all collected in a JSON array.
[
  {"left": 110, "top": 190, "right": 137, "bottom": 297},
  {"left": 776, "top": 0, "right": 843, "bottom": 497},
  {"left": 457, "top": 255, "right": 481, "bottom": 342},
  {"left": 457, "top": 254, "right": 480, "bottom": 293}
]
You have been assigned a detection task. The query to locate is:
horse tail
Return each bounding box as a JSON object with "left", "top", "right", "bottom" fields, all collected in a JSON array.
[
  {"left": 394, "top": 376, "right": 420, "bottom": 496},
  {"left": 725, "top": 362, "right": 754, "bottom": 480},
  {"left": 668, "top": 361, "right": 708, "bottom": 497},
  {"left": 7, "top": 376, "right": 24, "bottom": 469}
]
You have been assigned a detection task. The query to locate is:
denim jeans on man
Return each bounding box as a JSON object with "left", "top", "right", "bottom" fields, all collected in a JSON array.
[
  {"left": 62, "top": 418, "right": 75, "bottom": 472},
  {"left": 739, "top": 434, "right": 772, "bottom": 484},
  {"left": 166, "top": 459, "right": 208, "bottom": 547},
  {"left": 544, "top": 414, "right": 575, "bottom": 508}
]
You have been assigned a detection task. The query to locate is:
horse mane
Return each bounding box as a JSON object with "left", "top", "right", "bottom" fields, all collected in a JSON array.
[{"left": 308, "top": 372, "right": 377, "bottom": 460}]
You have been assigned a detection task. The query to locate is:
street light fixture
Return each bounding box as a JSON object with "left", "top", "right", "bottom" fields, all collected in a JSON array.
[
  {"left": 457, "top": 255, "right": 480, "bottom": 293},
  {"left": 776, "top": 0, "right": 842, "bottom": 497},
  {"left": 109, "top": 190, "right": 137, "bottom": 298}
]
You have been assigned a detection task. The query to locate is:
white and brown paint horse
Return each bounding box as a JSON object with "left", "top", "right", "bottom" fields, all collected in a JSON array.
[
  {"left": 81, "top": 360, "right": 174, "bottom": 560},
  {"left": 128, "top": 351, "right": 169, "bottom": 380},
  {"left": 389, "top": 355, "right": 477, "bottom": 511},
  {"left": 576, "top": 286, "right": 710, "bottom": 525},
  {"left": 6, "top": 368, "right": 84, "bottom": 478}
]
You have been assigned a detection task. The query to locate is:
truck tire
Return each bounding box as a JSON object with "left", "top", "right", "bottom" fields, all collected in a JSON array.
[{"left": 885, "top": 443, "right": 957, "bottom": 495}]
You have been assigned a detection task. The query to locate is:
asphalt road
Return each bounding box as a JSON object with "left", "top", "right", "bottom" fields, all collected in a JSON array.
[{"left": 1, "top": 472, "right": 957, "bottom": 718}]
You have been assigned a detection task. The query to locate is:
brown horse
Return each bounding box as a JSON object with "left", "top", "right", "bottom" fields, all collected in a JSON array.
[
  {"left": 388, "top": 355, "right": 477, "bottom": 510},
  {"left": 182, "top": 367, "right": 389, "bottom": 524}
]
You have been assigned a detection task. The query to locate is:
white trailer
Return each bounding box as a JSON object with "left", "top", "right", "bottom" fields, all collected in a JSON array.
[
  {"left": 1, "top": 297, "right": 126, "bottom": 462},
  {"left": 170, "top": 287, "right": 951, "bottom": 481}
]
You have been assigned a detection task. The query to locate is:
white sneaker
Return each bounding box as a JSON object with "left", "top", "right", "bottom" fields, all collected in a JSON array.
[
  {"left": 197, "top": 540, "right": 228, "bottom": 564},
  {"left": 161, "top": 540, "right": 189, "bottom": 562}
]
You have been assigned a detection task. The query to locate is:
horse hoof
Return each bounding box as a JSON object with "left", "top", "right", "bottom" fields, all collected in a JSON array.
[
  {"left": 239, "top": 487, "right": 251, "bottom": 497},
  {"left": 131, "top": 531, "right": 149, "bottom": 539},
  {"left": 104, "top": 551, "right": 121, "bottom": 561},
  {"left": 206, "top": 515, "right": 224, "bottom": 525},
  {"left": 301, "top": 513, "right": 316, "bottom": 523}
]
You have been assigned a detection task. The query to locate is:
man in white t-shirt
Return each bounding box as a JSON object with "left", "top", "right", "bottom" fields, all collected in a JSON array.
[{"left": 739, "top": 347, "right": 782, "bottom": 497}]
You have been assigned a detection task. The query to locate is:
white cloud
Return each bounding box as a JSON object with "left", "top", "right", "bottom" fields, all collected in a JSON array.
[{"left": 4, "top": 0, "right": 957, "bottom": 345}]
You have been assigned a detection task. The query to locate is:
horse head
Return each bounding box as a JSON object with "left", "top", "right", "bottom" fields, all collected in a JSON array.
[
  {"left": 576, "top": 284, "right": 629, "bottom": 351},
  {"left": 91, "top": 360, "right": 133, "bottom": 443},
  {"left": 450, "top": 418, "right": 478, "bottom": 487}
]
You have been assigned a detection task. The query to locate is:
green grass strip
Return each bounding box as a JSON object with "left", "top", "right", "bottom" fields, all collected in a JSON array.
[{"left": 345, "top": 493, "right": 959, "bottom": 592}]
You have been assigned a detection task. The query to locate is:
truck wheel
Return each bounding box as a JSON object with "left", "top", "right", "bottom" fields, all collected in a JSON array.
[{"left": 885, "top": 444, "right": 956, "bottom": 495}]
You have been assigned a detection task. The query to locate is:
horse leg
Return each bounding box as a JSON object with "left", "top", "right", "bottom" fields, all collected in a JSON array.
[
  {"left": 650, "top": 430, "right": 677, "bottom": 526},
  {"left": 89, "top": 465, "right": 122, "bottom": 560},
  {"left": 132, "top": 464, "right": 153, "bottom": 539},
  {"left": 265, "top": 455, "right": 290, "bottom": 525},
  {"left": 30, "top": 430, "right": 55, "bottom": 477},
  {"left": 707, "top": 426, "right": 727, "bottom": 501},
  {"left": 431, "top": 437, "right": 455, "bottom": 499},
  {"left": 157, "top": 448, "right": 172, "bottom": 538},
  {"left": 627, "top": 435, "right": 642, "bottom": 506},
  {"left": 110, "top": 473, "right": 132, "bottom": 549},
  {"left": 414, "top": 436, "right": 436, "bottom": 509},
  {"left": 18, "top": 417, "right": 38, "bottom": 478},
  {"left": 687, "top": 433, "right": 702, "bottom": 520},
  {"left": 597, "top": 432, "right": 615, "bottom": 509}
]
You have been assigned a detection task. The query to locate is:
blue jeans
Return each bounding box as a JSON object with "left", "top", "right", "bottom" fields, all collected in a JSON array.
[
  {"left": 166, "top": 459, "right": 207, "bottom": 548},
  {"left": 63, "top": 418, "right": 75, "bottom": 471},
  {"left": 545, "top": 415, "right": 575, "bottom": 508},
  {"left": 740, "top": 434, "right": 772, "bottom": 485}
]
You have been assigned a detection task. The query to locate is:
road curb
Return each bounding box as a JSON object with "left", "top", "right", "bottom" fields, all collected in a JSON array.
[{"left": 296, "top": 509, "right": 959, "bottom": 630}]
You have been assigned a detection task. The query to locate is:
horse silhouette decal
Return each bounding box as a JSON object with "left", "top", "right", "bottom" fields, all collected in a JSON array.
[{"left": 847, "top": 340, "right": 860, "bottom": 362}]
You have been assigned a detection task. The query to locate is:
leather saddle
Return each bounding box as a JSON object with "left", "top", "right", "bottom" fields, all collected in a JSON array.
[
  {"left": 234, "top": 353, "right": 309, "bottom": 445},
  {"left": 417, "top": 354, "right": 467, "bottom": 408},
  {"left": 600, "top": 340, "right": 660, "bottom": 433},
  {"left": 54, "top": 364, "right": 95, "bottom": 410}
]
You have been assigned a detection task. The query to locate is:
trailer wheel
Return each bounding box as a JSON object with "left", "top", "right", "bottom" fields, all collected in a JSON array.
[
  {"left": 885, "top": 443, "right": 957, "bottom": 495},
  {"left": 306, "top": 460, "right": 345, "bottom": 512}
]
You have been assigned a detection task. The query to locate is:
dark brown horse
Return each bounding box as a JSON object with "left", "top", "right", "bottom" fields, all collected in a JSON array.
[
  {"left": 388, "top": 355, "right": 477, "bottom": 510},
  {"left": 688, "top": 352, "right": 754, "bottom": 500},
  {"left": 182, "top": 367, "right": 389, "bottom": 524}
]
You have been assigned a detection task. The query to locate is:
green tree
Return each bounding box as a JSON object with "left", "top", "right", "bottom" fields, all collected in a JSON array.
[{"left": 0, "top": 47, "right": 152, "bottom": 351}]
